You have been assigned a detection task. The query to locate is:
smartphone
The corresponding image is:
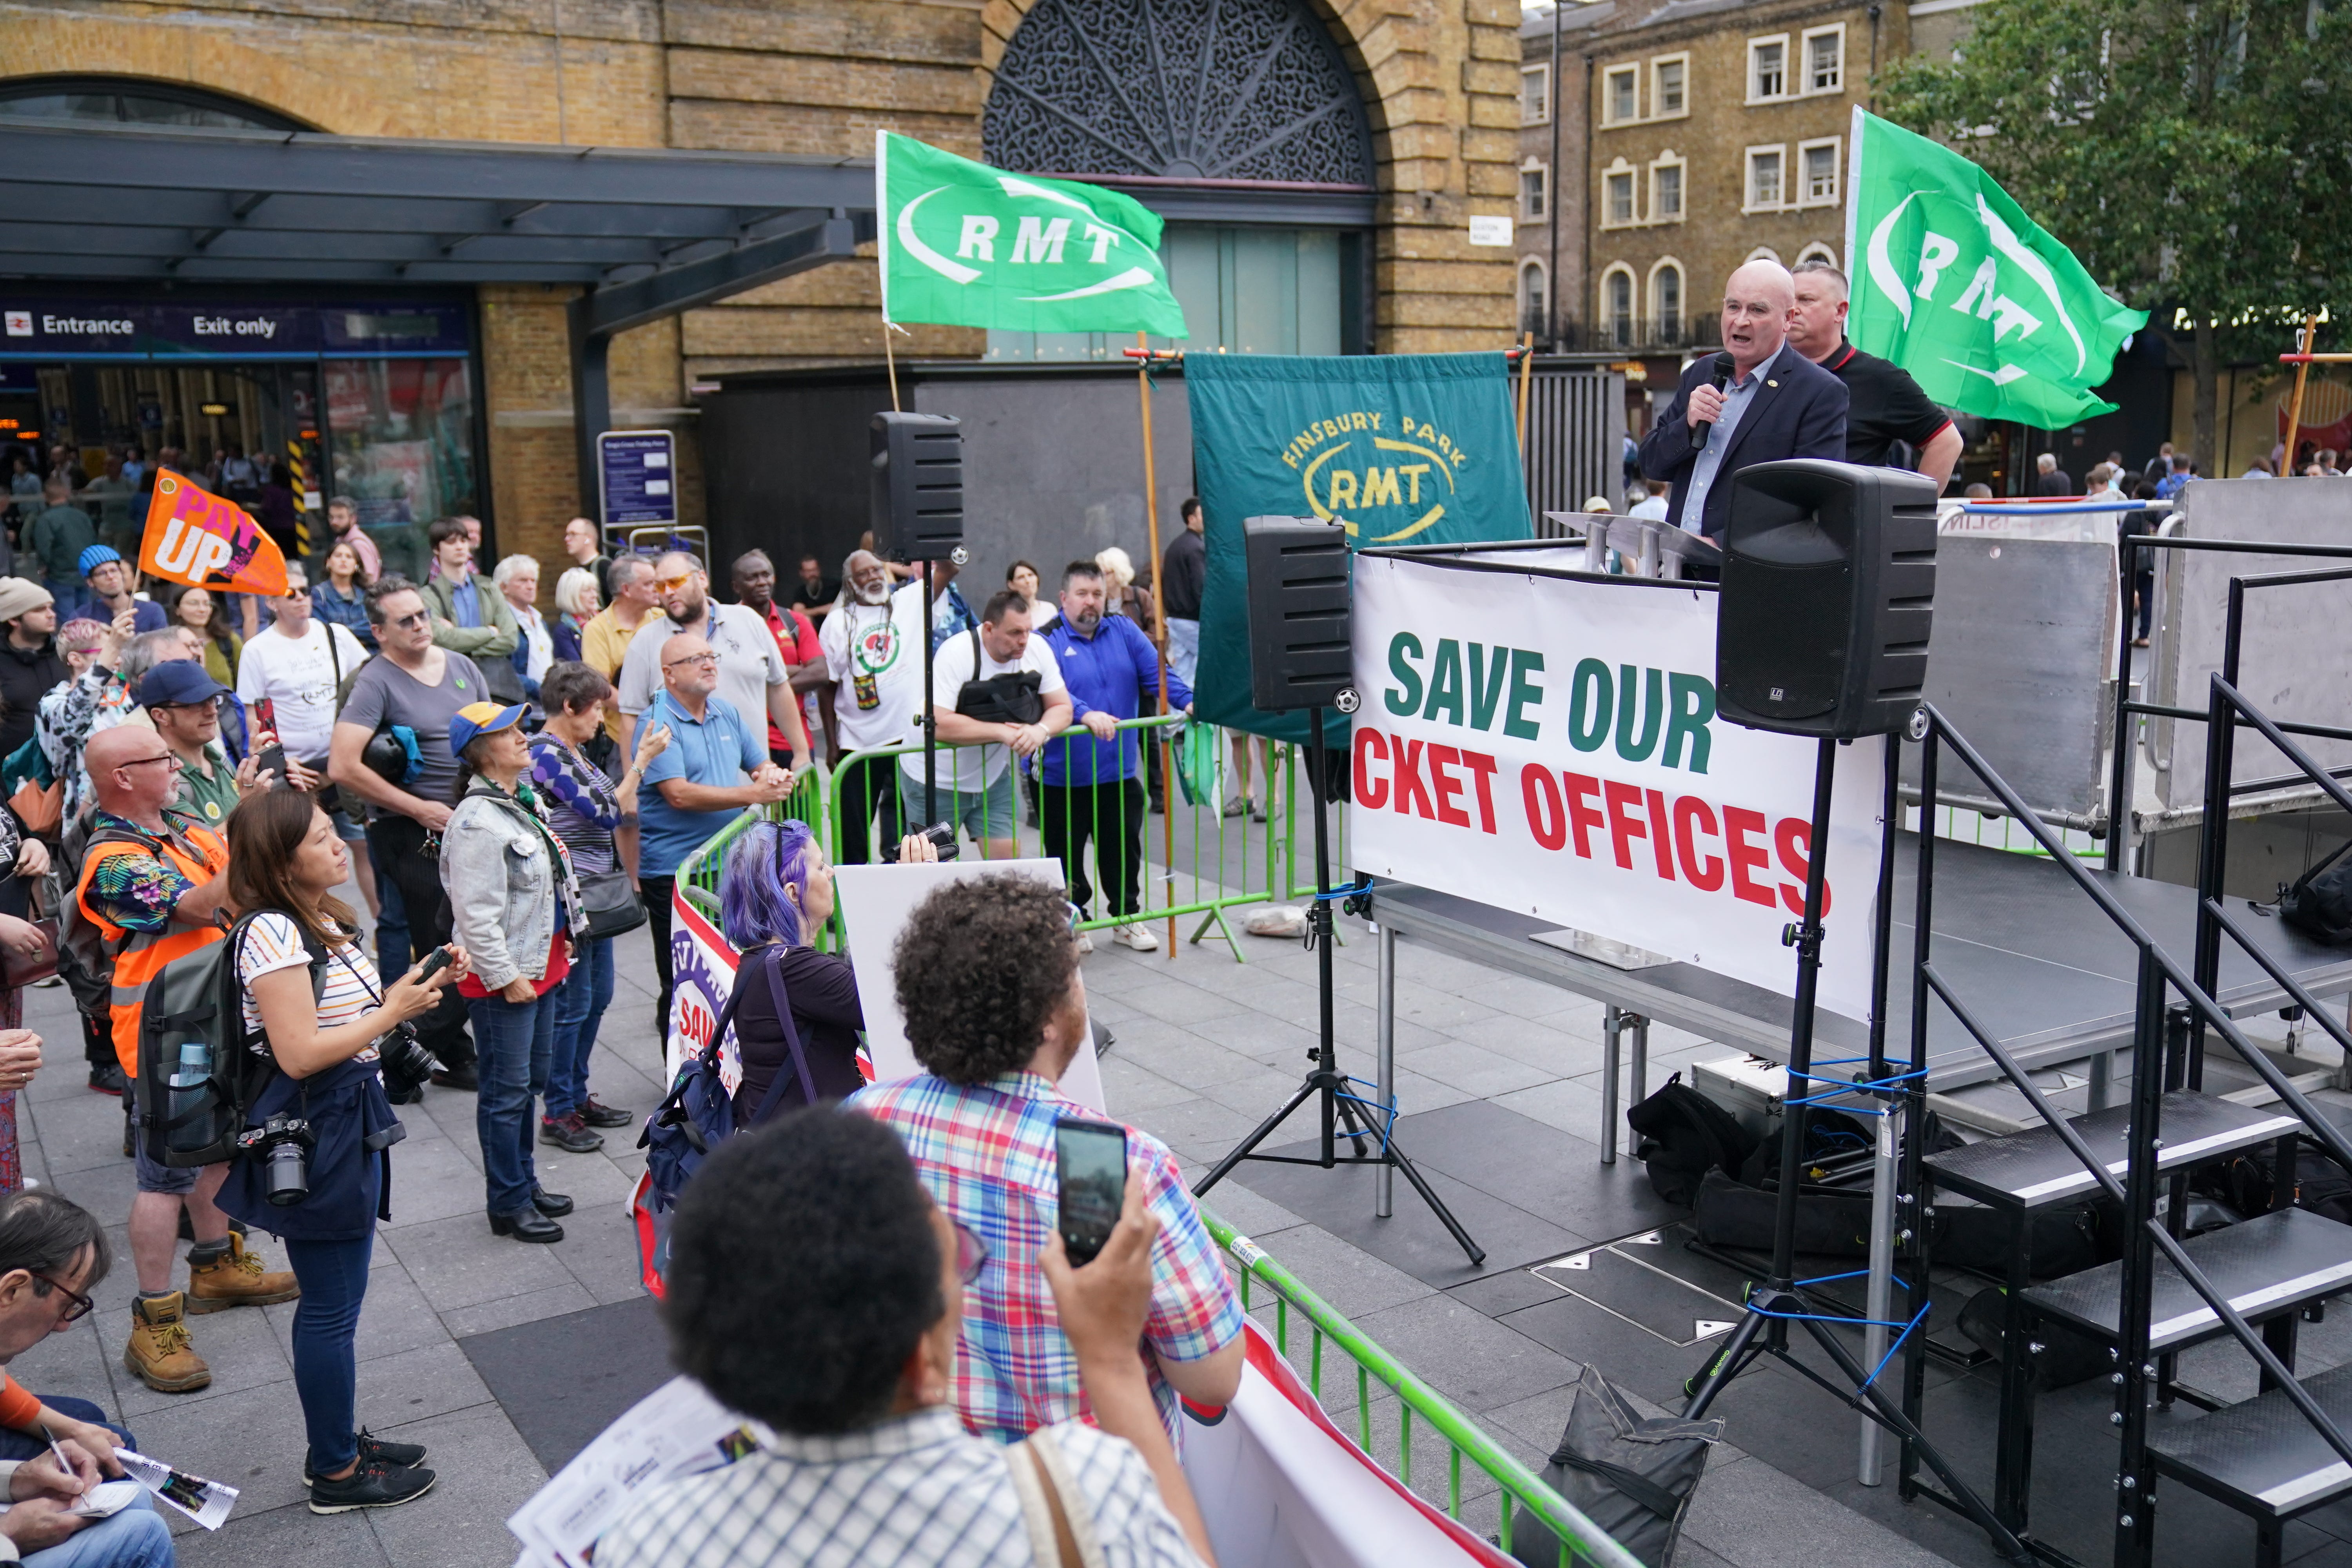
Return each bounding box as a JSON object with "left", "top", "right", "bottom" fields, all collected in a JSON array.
[
  {"left": 250, "top": 743, "right": 290, "bottom": 788},
  {"left": 1055, "top": 1116, "right": 1127, "bottom": 1267},
  {"left": 413, "top": 946, "right": 453, "bottom": 983}
]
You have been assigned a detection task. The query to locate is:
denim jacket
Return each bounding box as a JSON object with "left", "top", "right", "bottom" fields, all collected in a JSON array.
[{"left": 440, "top": 779, "right": 583, "bottom": 991}]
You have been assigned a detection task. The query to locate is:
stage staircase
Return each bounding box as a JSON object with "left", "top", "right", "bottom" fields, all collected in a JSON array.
[{"left": 1898, "top": 675, "right": 2352, "bottom": 1568}]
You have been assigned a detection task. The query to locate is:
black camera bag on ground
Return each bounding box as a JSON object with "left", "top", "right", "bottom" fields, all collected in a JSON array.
[
  {"left": 2274, "top": 839, "right": 2352, "bottom": 944},
  {"left": 1956, "top": 1285, "right": 2109, "bottom": 1390},
  {"left": 1628, "top": 1073, "right": 1759, "bottom": 1206},
  {"left": 2197, "top": 1136, "right": 2352, "bottom": 1224},
  {"left": 1694, "top": 1170, "right": 2105, "bottom": 1277},
  {"left": 1736, "top": 1105, "right": 1875, "bottom": 1188},
  {"left": 1508, "top": 1363, "right": 1722, "bottom": 1568}
]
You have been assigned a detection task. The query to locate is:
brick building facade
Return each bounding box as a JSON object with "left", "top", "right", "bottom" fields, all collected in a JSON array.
[{"left": 3, "top": 0, "right": 1525, "bottom": 579}]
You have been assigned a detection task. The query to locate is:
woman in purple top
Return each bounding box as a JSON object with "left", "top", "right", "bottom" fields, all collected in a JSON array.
[{"left": 529, "top": 661, "right": 670, "bottom": 1151}]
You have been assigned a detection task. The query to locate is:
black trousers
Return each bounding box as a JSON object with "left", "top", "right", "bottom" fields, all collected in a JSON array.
[
  {"left": 644, "top": 875, "right": 676, "bottom": 1045},
  {"left": 366, "top": 813, "right": 474, "bottom": 1070},
  {"left": 1042, "top": 777, "right": 1146, "bottom": 918},
  {"left": 834, "top": 757, "right": 902, "bottom": 866}
]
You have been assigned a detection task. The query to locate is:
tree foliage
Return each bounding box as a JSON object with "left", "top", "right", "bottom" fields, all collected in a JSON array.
[{"left": 1878, "top": 0, "right": 2352, "bottom": 463}]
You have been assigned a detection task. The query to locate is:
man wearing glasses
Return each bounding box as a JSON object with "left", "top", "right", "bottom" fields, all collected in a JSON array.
[
  {"left": 1637, "top": 258, "right": 1849, "bottom": 567},
  {"left": 613, "top": 550, "right": 812, "bottom": 774},
  {"left": 328, "top": 576, "right": 486, "bottom": 1098},
  {"left": 638, "top": 633, "right": 794, "bottom": 1041},
  {"left": 74, "top": 726, "right": 301, "bottom": 1397}
]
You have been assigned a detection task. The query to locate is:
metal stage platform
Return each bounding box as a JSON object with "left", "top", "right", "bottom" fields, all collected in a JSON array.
[{"left": 1369, "top": 831, "right": 2352, "bottom": 1152}]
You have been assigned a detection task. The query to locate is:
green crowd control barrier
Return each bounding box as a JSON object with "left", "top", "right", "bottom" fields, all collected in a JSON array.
[
  {"left": 1203, "top": 1210, "right": 1643, "bottom": 1568},
  {"left": 826, "top": 713, "right": 1346, "bottom": 962},
  {"left": 675, "top": 757, "right": 833, "bottom": 931}
]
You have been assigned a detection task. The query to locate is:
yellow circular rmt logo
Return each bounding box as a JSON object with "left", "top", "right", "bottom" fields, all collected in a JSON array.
[{"left": 1282, "top": 412, "right": 1468, "bottom": 545}]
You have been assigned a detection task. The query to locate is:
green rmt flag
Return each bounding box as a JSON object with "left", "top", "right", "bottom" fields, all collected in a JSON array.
[
  {"left": 875, "top": 131, "right": 1188, "bottom": 338},
  {"left": 1845, "top": 107, "right": 2147, "bottom": 426}
]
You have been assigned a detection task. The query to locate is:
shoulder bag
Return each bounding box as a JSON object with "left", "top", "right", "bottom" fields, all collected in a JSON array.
[
  {"left": 1004, "top": 1426, "right": 1105, "bottom": 1568},
  {"left": 953, "top": 627, "right": 1046, "bottom": 726},
  {"left": 534, "top": 735, "right": 647, "bottom": 938}
]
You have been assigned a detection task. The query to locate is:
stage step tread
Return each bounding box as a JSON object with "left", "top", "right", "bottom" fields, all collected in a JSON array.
[
  {"left": 1922, "top": 1090, "right": 2300, "bottom": 1211},
  {"left": 2149, "top": 1359, "right": 2352, "bottom": 1519},
  {"left": 2020, "top": 1207, "right": 2352, "bottom": 1350}
]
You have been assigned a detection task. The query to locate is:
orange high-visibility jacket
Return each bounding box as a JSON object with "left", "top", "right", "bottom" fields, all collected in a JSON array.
[{"left": 74, "top": 815, "right": 229, "bottom": 1076}]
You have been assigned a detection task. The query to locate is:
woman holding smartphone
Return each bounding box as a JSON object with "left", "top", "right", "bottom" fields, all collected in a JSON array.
[{"left": 220, "top": 788, "right": 468, "bottom": 1514}]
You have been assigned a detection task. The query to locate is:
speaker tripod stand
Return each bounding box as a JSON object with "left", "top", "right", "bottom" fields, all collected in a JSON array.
[{"left": 1191, "top": 705, "right": 1485, "bottom": 1267}]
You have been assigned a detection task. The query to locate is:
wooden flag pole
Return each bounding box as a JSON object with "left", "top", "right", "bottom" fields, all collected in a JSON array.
[
  {"left": 1138, "top": 331, "right": 1178, "bottom": 960},
  {"left": 2281, "top": 315, "right": 2321, "bottom": 473},
  {"left": 1515, "top": 331, "right": 1535, "bottom": 452},
  {"left": 883, "top": 319, "right": 903, "bottom": 413}
]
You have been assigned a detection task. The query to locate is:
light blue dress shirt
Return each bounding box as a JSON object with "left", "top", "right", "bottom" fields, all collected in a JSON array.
[{"left": 1679, "top": 367, "right": 1764, "bottom": 536}]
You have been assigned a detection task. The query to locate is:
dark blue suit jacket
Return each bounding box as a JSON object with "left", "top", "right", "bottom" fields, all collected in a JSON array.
[{"left": 1638, "top": 342, "right": 1849, "bottom": 539}]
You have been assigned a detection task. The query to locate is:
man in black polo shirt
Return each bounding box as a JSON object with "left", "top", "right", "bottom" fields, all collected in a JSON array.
[{"left": 1787, "top": 260, "right": 1964, "bottom": 494}]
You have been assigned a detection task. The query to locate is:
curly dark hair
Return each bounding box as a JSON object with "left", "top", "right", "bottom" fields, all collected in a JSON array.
[
  {"left": 893, "top": 874, "right": 1078, "bottom": 1084},
  {"left": 663, "top": 1109, "right": 943, "bottom": 1435}
]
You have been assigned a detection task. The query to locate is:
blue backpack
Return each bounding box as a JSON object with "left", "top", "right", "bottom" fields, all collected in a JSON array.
[{"left": 638, "top": 945, "right": 815, "bottom": 1214}]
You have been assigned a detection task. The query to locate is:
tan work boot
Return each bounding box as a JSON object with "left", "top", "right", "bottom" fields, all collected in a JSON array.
[
  {"left": 186, "top": 1232, "right": 301, "bottom": 1314},
  {"left": 125, "top": 1294, "right": 210, "bottom": 1393}
]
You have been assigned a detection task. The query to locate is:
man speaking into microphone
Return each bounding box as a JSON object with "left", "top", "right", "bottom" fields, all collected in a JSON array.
[{"left": 1639, "top": 258, "right": 1848, "bottom": 566}]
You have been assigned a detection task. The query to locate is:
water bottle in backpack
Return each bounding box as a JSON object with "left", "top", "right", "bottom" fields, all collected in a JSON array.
[{"left": 167, "top": 1040, "right": 214, "bottom": 1156}]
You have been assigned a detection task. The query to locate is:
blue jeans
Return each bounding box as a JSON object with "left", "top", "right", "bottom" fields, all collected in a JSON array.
[
  {"left": 374, "top": 866, "right": 409, "bottom": 980},
  {"left": 469, "top": 990, "right": 554, "bottom": 1216},
  {"left": 546, "top": 936, "right": 613, "bottom": 1120},
  {"left": 284, "top": 1232, "right": 373, "bottom": 1475},
  {"left": 23, "top": 1495, "right": 170, "bottom": 1568}
]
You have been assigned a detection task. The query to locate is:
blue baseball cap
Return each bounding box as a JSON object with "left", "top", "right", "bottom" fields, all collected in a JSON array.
[
  {"left": 448, "top": 701, "right": 529, "bottom": 757},
  {"left": 136, "top": 660, "right": 228, "bottom": 710},
  {"left": 78, "top": 544, "right": 123, "bottom": 577}
]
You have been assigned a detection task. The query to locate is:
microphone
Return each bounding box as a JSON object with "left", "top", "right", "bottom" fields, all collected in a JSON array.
[{"left": 1690, "top": 351, "right": 1736, "bottom": 446}]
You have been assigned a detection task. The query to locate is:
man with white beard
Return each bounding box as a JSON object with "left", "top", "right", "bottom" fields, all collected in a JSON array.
[{"left": 817, "top": 550, "right": 927, "bottom": 863}]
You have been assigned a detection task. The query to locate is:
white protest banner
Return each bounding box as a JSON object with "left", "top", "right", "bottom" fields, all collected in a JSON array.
[
  {"left": 666, "top": 889, "right": 742, "bottom": 1092},
  {"left": 1349, "top": 551, "right": 1884, "bottom": 1024}
]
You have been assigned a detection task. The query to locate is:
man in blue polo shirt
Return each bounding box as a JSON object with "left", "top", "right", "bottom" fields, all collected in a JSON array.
[
  {"left": 637, "top": 632, "right": 795, "bottom": 1036},
  {"left": 1038, "top": 560, "right": 1191, "bottom": 953}
]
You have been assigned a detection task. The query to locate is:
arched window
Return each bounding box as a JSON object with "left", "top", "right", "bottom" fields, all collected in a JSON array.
[
  {"left": 1795, "top": 241, "right": 1840, "bottom": 271},
  {"left": 984, "top": 0, "right": 1373, "bottom": 186},
  {"left": 1603, "top": 268, "right": 1635, "bottom": 349},
  {"left": 1650, "top": 261, "right": 1684, "bottom": 344},
  {"left": 1519, "top": 260, "right": 1549, "bottom": 339},
  {"left": 0, "top": 76, "right": 304, "bottom": 130},
  {"left": 1746, "top": 245, "right": 1784, "bottom": 266}
]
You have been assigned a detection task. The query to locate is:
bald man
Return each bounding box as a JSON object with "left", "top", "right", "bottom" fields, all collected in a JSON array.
[{"left": 1638, "top": 258, "right": 1849, "bottom": 550}]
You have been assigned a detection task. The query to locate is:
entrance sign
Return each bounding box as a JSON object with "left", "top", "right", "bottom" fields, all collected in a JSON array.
[
  {"left": 1350, "top": 550, "right": 1884, "bottom": 1023},
  {"left": 597, "top": 429, "right": 676, "bottom": 528}
]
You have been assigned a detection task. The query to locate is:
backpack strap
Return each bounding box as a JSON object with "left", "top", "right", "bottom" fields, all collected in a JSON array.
[{"left": 743, "top": 945, "right": 817, "bottom": 1129}]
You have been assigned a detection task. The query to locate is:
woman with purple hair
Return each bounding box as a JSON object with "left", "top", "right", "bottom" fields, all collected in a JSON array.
[{"left": 717, "top": 819, "right": 935, "bottom": 1118}]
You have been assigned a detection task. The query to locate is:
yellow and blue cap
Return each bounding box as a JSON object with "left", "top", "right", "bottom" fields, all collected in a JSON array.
[{"left": 448, "top": 701, "right": 528, "bottom": 756}]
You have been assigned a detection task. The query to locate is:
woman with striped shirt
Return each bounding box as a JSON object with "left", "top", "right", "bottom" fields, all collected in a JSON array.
[{"left": 529, "top": 661, "right": 669, "bottom": 1152}]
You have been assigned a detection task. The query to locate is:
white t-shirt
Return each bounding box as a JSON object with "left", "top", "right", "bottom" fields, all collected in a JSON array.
[
  {"left": 1629, "top": 494, "right": 1670, "bottom": 522},
  {"left": 899, "top": 626, "right": 1067, "bottom": 791},
  {"left": 615, "top": 602, "right": 788, "bottom": 746},
  {"left": 236, "top": 913, "right": 382, "bottom": 1064},
  {"left": 235, "top": 620, "right": 371, "bottom": 760},
  {"left": 818, "top": 582, "right": 928, "bottom": 754}
]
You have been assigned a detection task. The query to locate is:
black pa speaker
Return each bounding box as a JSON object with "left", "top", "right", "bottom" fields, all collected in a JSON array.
[
  {"left": 868, "top": 411, "right": 964, "bottom": 559},
  {"left": 1715, "top": 459, "right": 1938, "bottom": 737},
  {"left": 1242, "top": 515, "right": 1352, "bottom": 713}
]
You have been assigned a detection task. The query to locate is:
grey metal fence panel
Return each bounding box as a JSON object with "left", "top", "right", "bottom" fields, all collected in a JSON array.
[{"left": 1521, "top": 363, "right": 1626, "bottom": 522}]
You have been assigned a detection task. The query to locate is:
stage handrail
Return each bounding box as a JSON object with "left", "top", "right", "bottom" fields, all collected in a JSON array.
[{"left": 1202, "top": 1210, "right": 1644, "bottom": 1568}]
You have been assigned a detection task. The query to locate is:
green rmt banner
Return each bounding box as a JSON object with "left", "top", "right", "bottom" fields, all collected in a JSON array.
[
  {"left": 1844, "top": 107, "right": 2147, "bottom": 427},
  {"left": 875, "top": 131, "right": 1189, "bottom": 337}
]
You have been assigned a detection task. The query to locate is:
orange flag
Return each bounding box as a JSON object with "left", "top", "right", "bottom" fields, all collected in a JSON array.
[{"left": 138, "top": 469, "right": 289, "bottom": 597}]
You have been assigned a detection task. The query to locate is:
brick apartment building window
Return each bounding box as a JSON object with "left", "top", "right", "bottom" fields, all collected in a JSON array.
[
  {"left": 1803, "top": 142, "right": 1839, "bottom": 203},
  {"left": 1655, "top": 59, "right": 1686, "bottom": 115},
  {"left": 1751, "top": 39, "right": 1787, "bottom": 99},
  {"left": 1607, "top": 66, "right": 1639, "bottom": 123},
  {"left": 1520, "top": 261, "right": 1548, "bottom": 335},
  {"left": 1749, "top": 148, "right": 1784, "bottom": 208},
  {"left": 1521, "top": 163, "right": 1548, "bottom": 221},
  {"left": 1606, "top": 270, "right": 1634, "bottom": 347},
  {"left": 1806, "top": 29, "right": 1844, "bottom": 92},
  {"left": 1523, "top": 64, "right": 1550, "bottom": 125},
  {"left": 1607, "top": 169, "right": 1635, "bottom": 224},
  {"left": 1655, "top": 264, "right": 1682, "bottom": 340},
  {"left": 1653, "top": 162, "right": 1683, "bottom": 218}
]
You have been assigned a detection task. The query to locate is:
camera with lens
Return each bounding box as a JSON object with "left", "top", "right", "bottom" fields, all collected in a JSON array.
[
  {"left": 884, "top": 821, "right": 960, "bottom": 863},
  {"left": 377, "top": 1023, "right": 441, "bottom": 1096},
  {"left": 236, "top": 1114, "right": 317, "bottom": 1207}
]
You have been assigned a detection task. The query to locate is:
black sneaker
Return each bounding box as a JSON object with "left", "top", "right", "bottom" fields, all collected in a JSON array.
[
  {"left": 577, "top": 1097, "right": 633, "bottom": 1129},
  {"left": 308, "top": 1458, "right": 436, "bottom": 1514},
  {"left": 430, "top": 1062, "right": 479, "bottom": 1092},
  {"left": 303, "top": 1430, "right": 428, "bottom": 1484},
  {"left": 539, "top": 1114, "right": 603, "bottom": 1154},
  {"left": 88, "top": 1063, "right": 125, "bottom": 1096}
]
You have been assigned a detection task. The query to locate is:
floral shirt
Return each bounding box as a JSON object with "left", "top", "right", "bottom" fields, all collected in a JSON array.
[
  {"left": 38, "top": 666, "right": 138, "bottom": 826},
  {"left": 81, "top": 809, "right": 209, "bottom": 934}
]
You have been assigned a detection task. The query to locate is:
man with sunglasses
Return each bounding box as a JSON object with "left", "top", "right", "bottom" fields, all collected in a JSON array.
[
  {"left": 328, "top": 576, "right": 485, "bottom": 1098},
  {"left": 75, "top": 726, "right": 301, "bottom": 1397},
  {"left": 613, "top": 551, "right": 811, "bottom": 776},
  {"left": 580, "top": 557, "right": 660, "bottom": 746},
  {"left": 0, "top": 1190, "right": 176, "bottom": 1566}
]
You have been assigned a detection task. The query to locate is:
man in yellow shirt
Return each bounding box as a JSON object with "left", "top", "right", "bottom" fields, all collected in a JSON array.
[{"left": 579, "top": 555, "right": 658, "bottom": 742}]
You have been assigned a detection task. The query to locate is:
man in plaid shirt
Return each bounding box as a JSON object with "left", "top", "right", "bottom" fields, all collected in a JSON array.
[{"left": 850, "top": 875, "right": 1244, "bottom": 1442}]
